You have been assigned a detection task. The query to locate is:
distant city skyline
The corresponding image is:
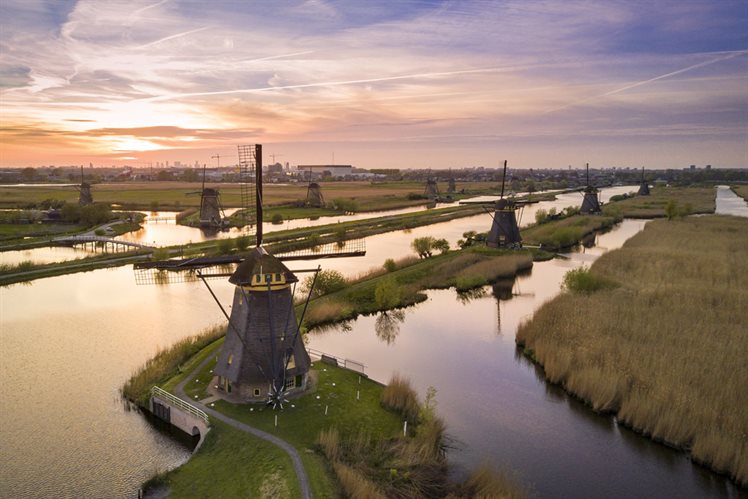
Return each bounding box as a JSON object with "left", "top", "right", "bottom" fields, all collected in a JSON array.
[{"left": 1, "top": 0, "right": 746, "bottom": 168}]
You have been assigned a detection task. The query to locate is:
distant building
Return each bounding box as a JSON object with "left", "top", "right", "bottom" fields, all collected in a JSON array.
[{"left": 297, "top": 164, "right": 353, "bottom": 178}]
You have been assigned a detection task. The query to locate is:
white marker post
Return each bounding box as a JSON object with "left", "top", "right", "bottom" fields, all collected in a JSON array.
[
  {"left": 356, "top": 390, "right": 360, "bottom": 401},
  {"left": 325, "top": 405, "right": 328, "bottom": 416},
  {"left": 274, "top": 415, "right": 278, "bottom": 427},
  {"left": 403, "top": 420, "right": 408, "bottom": 436}
]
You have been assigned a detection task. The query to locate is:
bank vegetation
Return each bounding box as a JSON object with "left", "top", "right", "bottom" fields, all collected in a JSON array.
[{"left": 516, "top": 216, "right": 748, "bottom": 485}]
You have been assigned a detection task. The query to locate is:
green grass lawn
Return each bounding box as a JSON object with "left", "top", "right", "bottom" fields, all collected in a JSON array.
[
  {"left": 149, "top": 419, "right": 300, "bottom": 498},
  {"left": 152, "top": 336, "right": 402, "bottom": 498}
]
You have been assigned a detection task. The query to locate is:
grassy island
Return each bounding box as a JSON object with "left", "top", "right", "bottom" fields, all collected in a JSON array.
[
  {"left": 516, "top": 215, "right": 748, "bottom": 485},
  {"left": 608, "top": 185, "right": 715, "bottom": 218}
]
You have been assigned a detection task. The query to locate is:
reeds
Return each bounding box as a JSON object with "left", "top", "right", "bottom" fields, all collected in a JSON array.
[
  {"left": 447, "top": 465, "right": 527, "bottom": 499},
  {"left": 381, "top": 373, "right": 421, "bottom": 422},
  {"left": 121, "top": 324, "right": 225, "bottom": 405},
  {"left": 517, "top": 216, "right": 748, "bottom": 485}
]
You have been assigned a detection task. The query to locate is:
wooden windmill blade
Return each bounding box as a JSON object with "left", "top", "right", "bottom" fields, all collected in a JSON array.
[{"left": 133, "top": 255, "right": 244, "bottom": 284}]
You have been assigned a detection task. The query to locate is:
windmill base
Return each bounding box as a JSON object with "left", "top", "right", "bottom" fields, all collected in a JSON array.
[{"left": 210, "top": 373, "right": 310, "bottom": 404}]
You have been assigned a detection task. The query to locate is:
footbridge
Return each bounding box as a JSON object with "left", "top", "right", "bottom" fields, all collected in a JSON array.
[{"left": 51, "top": 235, "right": 155, "bottom": 250}]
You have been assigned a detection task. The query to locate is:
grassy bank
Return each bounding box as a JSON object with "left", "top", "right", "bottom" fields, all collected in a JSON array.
[
  {"left": 0, "top": 250, "right": 151, "bottom": 287},
  {"left": 731, "top": 185, "right": 748, "bottom": 201},
  {"left": 516, "top": 216, "right": 748, "bottom": 485},
  {"left": 302, "top": 247, "right": 534, "bottom": 329},
  {"left": 121, "top": 325, "right": 225, "bottom": 406},
  {"left": 521, "top": 213, "right": 622, "bottom": 250},
  {"left": 608, "top": 185, "right": 715, "bottom": 218}
]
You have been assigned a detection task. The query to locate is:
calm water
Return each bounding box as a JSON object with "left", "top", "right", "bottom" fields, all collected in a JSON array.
[
  {"left": 307, "top": 220, "right": 745, "bottom": 499},
  {"left": 2, "top": 186, "right": 743, "bottom": 498},
  {"left": 715, "top": 185, "right": 748, "bottom": 216}
]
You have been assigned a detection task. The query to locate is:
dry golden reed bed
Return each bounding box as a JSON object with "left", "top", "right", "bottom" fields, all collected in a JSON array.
[{"left": 517, "top": 215, "right": 748, "bottom": 485}]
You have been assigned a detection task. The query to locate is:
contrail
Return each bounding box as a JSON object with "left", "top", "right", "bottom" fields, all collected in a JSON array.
[
  {"left": 132, "top": 0, "right": 169, "bottom": 17},
  {"left": 136, "top": 26, "right": 211, "bottom": 49},
  {"left": 134, "top": 64, "right": 543, "bottom": 103},
  {"left": 545, "top": 50, "right": 748, "bottom": 113}
]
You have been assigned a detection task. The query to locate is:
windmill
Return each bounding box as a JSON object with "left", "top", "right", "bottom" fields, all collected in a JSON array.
[
  {"left": 305, "top": 167, "right": 325, "bottom": 208},
  {"left": 579, "top": 163, "right": 601, "bottom": 214},
  {"left": 447, "top": 170, "right": 456, "bottom": 195},
  {"left": 485, "top": 160, "right": 526, "bottom": 249},
  {"left": 423, "top": 174, "right": 439, "bottom": 200},
  {"left": 637, "top": 167, "right": 650, "bottom": 196},
  {"left": 134, "top": 144, "right": 365, "bottom": 408},
  {"left": 188, "top": 164, "right": 227, "bottom": 227},
  {"left": 78, "top": 165, "right": 93, "bottom": 206}
]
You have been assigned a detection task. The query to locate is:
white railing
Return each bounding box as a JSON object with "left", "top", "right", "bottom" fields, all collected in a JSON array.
[
  {"left": 151, "top": 386, "right": 209, "bottom": 424},
  {"left": 307, "top": 348, "right": 366, "bottom": 375}
]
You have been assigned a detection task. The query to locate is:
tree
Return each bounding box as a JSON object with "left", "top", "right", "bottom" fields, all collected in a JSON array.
[
  {"left": 302, "top": 269, "right": 346, "bottom": 298},
  {"left": 411, "top": 236, "right": 435, "bottom": 258},
  {"left": 383, "top": 258, "right": 397, "bottom": 272},
  {"left": 20, "top": 167, "right": 35, "bottom": 182},
  {"left": 432, "top": 238, "right": 449, "bottom": 255}
]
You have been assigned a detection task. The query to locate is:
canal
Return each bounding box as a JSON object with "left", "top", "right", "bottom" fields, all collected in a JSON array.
[{"left": 1, "top": 186, "right": 744, "bottom": 497}]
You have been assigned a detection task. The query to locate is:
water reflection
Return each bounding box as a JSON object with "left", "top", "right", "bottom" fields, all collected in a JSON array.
[
  {"left": 715, "top": 185, "right": 748, "bottom": 217},
  {"left": 374, "top": 310, "right": 406, "bottom": 345},
  {"left": 307, "top": 219, "right": 744, "bottom": 498}
]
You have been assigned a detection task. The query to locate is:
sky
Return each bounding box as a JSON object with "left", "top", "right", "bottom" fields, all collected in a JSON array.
[{"left": 0, "top": 0, "right": 746, "bottom": 169}]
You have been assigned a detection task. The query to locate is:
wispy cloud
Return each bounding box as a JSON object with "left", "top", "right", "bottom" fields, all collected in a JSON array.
[{"left": 1, "top": 0, "right": 746, "bottom": 167}]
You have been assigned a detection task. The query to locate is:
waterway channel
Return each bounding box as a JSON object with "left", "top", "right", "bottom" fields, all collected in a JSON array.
[{"left": 1, "top": 186, "right": 744, "bottom": 498}]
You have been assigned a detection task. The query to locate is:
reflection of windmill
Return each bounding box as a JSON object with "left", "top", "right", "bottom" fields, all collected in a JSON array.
[
  {"left": 492, "top": 278, "right": 534, "bottom": 333},
  {"left": 485, "top": 161, "right": 526, "bottom": 249},
  {"left": 637, "top": 167, "right": 650, "bottom": 196},
  {"left": 135, "top": 145, "right": 365, "bottom": 408},
  {"left": 580, "top": 163, "right": 601, "bottom": 214},
  {"left": 188, "top": 164, "right": 227, "bottom": 227},
  {"left": 424, "top": 173, "right": 439, "bottom": 200},
  {"left": 78, "top": 165, "right": 93, "bottom": 206},
  {"left": 305, "top": 167, "right": 325, "bottom": 208}
]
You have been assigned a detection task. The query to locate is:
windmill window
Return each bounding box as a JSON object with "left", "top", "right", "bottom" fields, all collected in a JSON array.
[
  {"left": 275, "top": 273, "right": 281, "bottom": 281},
  {"left": 227, "top": 354, "right": 233, "bottom": 365},
  {"left": 255, "top": 275, "right": 262, "bottom": 284},
  {"left": 265, "top": 274, "right": 272, "bottom": 283},
  {"left": 253, "top": 388, "right": 261, "bottom": 396},
  {"left": 285, "top": 377, "right": 296, "bottom": 389}
]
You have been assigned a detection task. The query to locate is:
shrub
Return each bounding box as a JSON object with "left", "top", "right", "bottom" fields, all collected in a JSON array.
[
  {"left": 562, "top": 266, "right": 617, "bottom": 294},
  {"left": 332, "top": 198, "right": 358, "bottom": 212},
  {"left": 383, "top": 258, "right": 397, "bottom": 273},
  {"left": 216, "top": 238, "right": 234, "bottom": 255},
  {"left": 271, "top": 213, "right": 284, "bottom": 225},
  {"left": 535, "top": 208, "right": 548, "bottom": 224},
  {"left": 665, "top": 200, "right": 679, "bottom": 220},
  {"left": 235, "top": 235, "right": 250, "bottom": 251},
  {"left": 374, "top": 277, "right": 401, "bottom": 309},
  {"left": 94, "top": 229, "right": 105, "bottom": 236}
]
